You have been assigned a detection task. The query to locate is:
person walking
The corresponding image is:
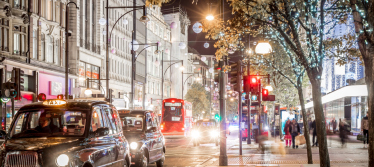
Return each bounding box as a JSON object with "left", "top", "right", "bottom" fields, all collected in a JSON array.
[
  {"left": 361, "top": 112, "right": 369, "bottom": 148},
  {"left": 284, "top": 120, "right": 292, "bottom": 147},
  {"left": 339, "top": 118, "right": 347, "bottom": 147},
  {"left": 312, "top": 119, "right": 318, "bottom": 146},
  {"left": 332, "top": 118, "right": 337, "bottom": 134},
  {"left": 289, "top": 119, "right": 300, "bottom": 149}
]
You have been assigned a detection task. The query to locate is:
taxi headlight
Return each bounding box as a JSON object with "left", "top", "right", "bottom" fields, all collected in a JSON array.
[
  {"left": 130, "top": 142, "right": 138, "bottom": 150},
  {"left": 210, "top": 130, "right": 219, "bottom": 137},
  {"left": 191, "top": 130, "right": 200, "bottom": 138},
  {"left": 56, "top": 154, "right": 69, "bottom": 167}
]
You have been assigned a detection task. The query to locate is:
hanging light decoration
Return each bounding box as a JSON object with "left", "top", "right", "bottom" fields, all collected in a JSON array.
[
  {"left": 228, "top": 48, "right": 235, "bottom": 54},
  {"left": 170, "top": 22, "right": 177, "bottom": 29},
  {"left": 201, "top": 56, "right": 206, "bottom": 61},
  {"left": 111, "top": 49, "right": 116, "bottom": 54},
  {"left": 123, "top": 19, "right": 128, "bottom": 25},
  {"left": 209, "top": 68, "right": 214, "bottom": 73},
  {"left": 192, "top": 22, "right": 203, "bottom": 33},
  {"left": 179, "top": 42, "right": 186, "bottom": 49},
  {"left": 174, "top": 63, "right": 179, "bottom": 68},
  {"left": 204, "top": 42, "right": 209, "bottom": 48},
  {"left": 165, "top": 49, "right": 169, "bottom": 53},
  {"left": 157, "top": 41, "right": 162, "bottom": 46},
  {"left": 154, "top": 58, "right": 160, "bottom": 66},
  {"left": 128, "top": 40, "right": 139, "bottom": 51},
  {"left": 99, "top": 18, "right": 106, "bottom": 25}
]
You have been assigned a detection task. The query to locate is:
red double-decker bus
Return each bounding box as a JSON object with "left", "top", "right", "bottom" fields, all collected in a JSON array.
[{"left": 160, "top": 98, "right": 193, "bottom": 137}]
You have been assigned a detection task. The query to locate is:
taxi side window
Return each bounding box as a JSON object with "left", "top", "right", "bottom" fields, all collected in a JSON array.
[
  {"left": 112, "top": 108, "right": 122, "bottom": 132},
  {"left": 146, "top": 114, "right": 153, "bottom": 130},
  {"left": 152, "top": 116, "right": 158, "bottom": 128},
  {"left": 103, "top": 108, "right": 117, "bottom": 134},
  {"left": 91, "top": 107, "right": 104, "bottom": 132}
]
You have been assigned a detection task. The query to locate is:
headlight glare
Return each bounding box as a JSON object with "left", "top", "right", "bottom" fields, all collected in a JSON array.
[
  {"left": 56, "top": 154, "right": 69, "bottom": 167},
  {"left": 130, "top": 142, "right": 138, "bottom": 150},
  {"left": 210, "top": 130, "right": 219, "bottom": 137},
  {"left": 191, "top": 130, "right": 200, "bottom": 138}
]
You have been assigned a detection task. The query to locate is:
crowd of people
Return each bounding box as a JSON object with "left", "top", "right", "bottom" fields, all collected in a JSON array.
[{"left": 282, "top": 112, "right": 370, "bottom": 149}]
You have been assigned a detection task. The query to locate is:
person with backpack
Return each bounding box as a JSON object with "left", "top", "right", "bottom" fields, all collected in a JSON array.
[
  {"left": 289, "top": 119, "right": 300, "bottom": 149},
  {"left": 361, "top": 112, "right": 369, "bottom": 148}
]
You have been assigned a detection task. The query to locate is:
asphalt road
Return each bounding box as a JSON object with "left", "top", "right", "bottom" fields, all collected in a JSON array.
[{"left": 152, "top": 128, "right": 241, "bottom": 166}]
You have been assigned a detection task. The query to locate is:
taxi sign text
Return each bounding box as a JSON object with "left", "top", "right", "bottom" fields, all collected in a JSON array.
[{"left": 43, "top": 100, "right": 67, "bottom": 105}]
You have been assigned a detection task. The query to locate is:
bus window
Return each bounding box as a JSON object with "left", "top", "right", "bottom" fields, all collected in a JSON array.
[{"left": 163, "top": 102, "right": 182, "bottom": 122}]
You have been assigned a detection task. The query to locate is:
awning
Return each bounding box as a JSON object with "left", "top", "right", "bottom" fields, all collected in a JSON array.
[{"left": 304, "top": 85, "right": 367, "bottom": 109}]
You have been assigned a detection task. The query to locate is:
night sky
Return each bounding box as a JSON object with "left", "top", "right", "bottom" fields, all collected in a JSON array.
[{"left": 162, "top": 0, "right": 233, "bottom": 56}]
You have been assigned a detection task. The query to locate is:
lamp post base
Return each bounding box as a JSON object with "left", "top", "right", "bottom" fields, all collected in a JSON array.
[{"left": 219, "top": 155, "right": 228, "bottom": 166}]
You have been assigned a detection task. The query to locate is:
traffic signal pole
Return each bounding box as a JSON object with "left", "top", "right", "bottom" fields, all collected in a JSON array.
[
  {"left": 237, "top": 61, "right": 242, "bottom": 155},
  {"left": 247, "top": 62, "right": 251, "bottom": 144},
  {"left": 219, "top": 60, "right": 228, "bottom": 166}
]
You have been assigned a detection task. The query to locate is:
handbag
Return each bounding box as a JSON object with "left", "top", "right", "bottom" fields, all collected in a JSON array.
[{"left": 357, "top": 133, "right": 365, "bottom": 141}]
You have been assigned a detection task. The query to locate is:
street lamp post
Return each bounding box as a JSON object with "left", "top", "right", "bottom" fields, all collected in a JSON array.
[
  {"left": 103, "top": 4, "right": 149, "bottom": 102},
  {"left": 162, "top": 60, "right": 184, "bottom": 99},
  {"left": 65, "top": 2, "right": 79, "bottom": 100}
]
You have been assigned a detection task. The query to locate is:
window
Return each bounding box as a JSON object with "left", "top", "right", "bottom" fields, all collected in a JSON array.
[
  {"left": 41, "top": 34, "right": 45, "bottom": 61},
  {"left": 54, "top": 39, "right": 60, "bottom": 65},
  {"left": 146, "top": 114, "right": 153, "bottom": 130},
  {"left": 103, "top": 108, "right": 117, "bottom": 134},
  {"left": 13, "top": 33, "right": 19, "bottom": 54},
  {"left": 14, "top": 0, "right": 26, "bottom": 10},
  {"left": 91, "top": 107, "right": 104, "bottom": 132},
  {"left": 79, "top": 61, "right": 100, "bottom": 88},
  {"left": 45, "top": 35, "right": 53, "bottom": 63},
  {"left": 13, "top": 26, "right": 26, "bottom": 56},
  {"left": 32, "top": 30, "right": 37, "bottom": 59},
  {"left": 47, "top": 0, "right": 53, "bottom": 20}
]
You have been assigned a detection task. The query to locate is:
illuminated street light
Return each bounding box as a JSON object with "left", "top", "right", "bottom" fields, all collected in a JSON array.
[
  {"left": 206, "top": 15, "right": 214, "bottom": 21},
  {"left": 255, "top": 41, "right": 272, "bottom": 54},
  {"left": 84, "top": 88, "right": 93, "bottom": 95},
  {"left": 179, "top": 65, "right": 185, "bottom": 71}
]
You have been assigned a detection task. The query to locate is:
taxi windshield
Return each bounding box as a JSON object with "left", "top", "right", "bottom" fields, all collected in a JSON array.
[
  {"left": 10, "top": 109, "right": 87, "bottom": 138},
  {"left": 121, "top": 116, "right": 143, "bottom": 132}
]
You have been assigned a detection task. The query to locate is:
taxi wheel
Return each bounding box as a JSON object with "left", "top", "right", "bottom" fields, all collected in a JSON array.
[{"left": 156, "top": 151, "right": 165, "bottom": 167}]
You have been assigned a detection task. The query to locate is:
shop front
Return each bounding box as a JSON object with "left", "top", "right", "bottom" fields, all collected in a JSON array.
[{"left": 304, "top": 85, "right": 368, "bottom": 133}]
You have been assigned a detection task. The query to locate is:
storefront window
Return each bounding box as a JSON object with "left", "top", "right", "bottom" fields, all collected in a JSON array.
[{"left": 79, "top": 61, "right": 100, "bottom": 89}]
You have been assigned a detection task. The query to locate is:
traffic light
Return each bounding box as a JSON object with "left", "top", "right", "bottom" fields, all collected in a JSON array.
[
  {"left": 2, "top": 82, "right": 17, "bottom": 98},
  {"left": 229, "top": 61, "right": 241, "bottom": 92},
  {"left": 215, "top": 113, "right": 220, "bottom": 121},
  {"left": 243, "top": 76, "right": 250, "bottom": 93},
  {"left": 262, "top": 89, "right": 268, "bottom": 101},
  {"left": 214, "top": 63, "right": 219, "bottom": 83},
  {"left": 13, "top": 68, "right": 24, "bottom": 100},
  {"left": 250, "top": 76, "right": 259, "bottom": 93},
  {"left": 38, "top": 93, "right": 47, "bottom": 101},
  {"left": 57, "top": 94, "right": 64, "bottom": 100}
]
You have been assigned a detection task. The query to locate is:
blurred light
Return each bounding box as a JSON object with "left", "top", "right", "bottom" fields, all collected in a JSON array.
[
  {"left": 206, "top": 15, "right": 214, "bottom": 20},
  {"left": 255, "top": 42, "right": 272, "bottom": 54},
  {"left": 265, "top": 85, "right": 273, "bottom": 91}
]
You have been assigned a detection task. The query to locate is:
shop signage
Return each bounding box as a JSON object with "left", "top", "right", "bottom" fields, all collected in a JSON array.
[{"left": 50, "top": 81, "right": 62, "bottom": 95}]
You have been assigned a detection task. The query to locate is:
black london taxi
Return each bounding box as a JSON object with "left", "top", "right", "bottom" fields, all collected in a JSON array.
[
  {"left": 0, "top": 99, "right": 130, "bottom": 167},
  {"left": 118, "top": 110, "right": 165, "bottom": 167},
  {"left": 191, "top": 119, "right": 220, "bottom": 146}
]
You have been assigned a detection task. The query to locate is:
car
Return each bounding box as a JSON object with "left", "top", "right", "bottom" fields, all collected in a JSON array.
[
  {"left": 119, "top": 109, "right": 165, "bottom": 167},
  {"left": 191, "top": 119, "right": 220, "bottom": 146},
  {"left": 0, "top": 99, "right": 130, "bottom": 167}
]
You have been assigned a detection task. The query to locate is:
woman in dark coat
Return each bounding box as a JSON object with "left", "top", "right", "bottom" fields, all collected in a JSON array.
[{"left": 339, "top": 118, "right": 347, "bottom": 147}]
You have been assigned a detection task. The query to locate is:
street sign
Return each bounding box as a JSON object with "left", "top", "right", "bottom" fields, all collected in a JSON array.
[{"left": 251, "top": 95, "right": 257, "bottom": 101}]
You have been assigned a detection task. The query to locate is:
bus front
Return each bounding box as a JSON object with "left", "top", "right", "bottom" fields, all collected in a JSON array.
[{"left": 161, "top": 99, "right": 185, "bottom": 137}]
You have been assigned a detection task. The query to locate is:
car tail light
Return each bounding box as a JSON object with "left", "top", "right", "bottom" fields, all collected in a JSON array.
[{"left": 182, "top": 128, "right": 184, "bottom": 130}]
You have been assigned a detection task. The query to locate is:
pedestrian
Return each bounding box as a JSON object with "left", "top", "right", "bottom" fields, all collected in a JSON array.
[
  {"left": 289, "top": 119, "right": 300, "bottom": 149},
  {"left": 361, "top": 112, "right": 369, "bottom": 148},
  {"left": 312, "top": 119, "right": 318, "bottom": 146},
  {"left": 284, "top": 120, "right": 292, "bottom": 147},
  {"left": 332, "top": 118, "right": 337, "bottom": 134},
  {"left": 339, "top": 118, "right": 347, "bottom": 147}
]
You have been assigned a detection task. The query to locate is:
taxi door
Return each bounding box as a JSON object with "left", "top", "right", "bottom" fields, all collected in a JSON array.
[
  {"left": 77, "top": 106, "right": 113, "bottom": 166},
  {"left": 102, "top": 106, "right": 125, "bottom": 167},
  {"left": 153, "top": 114, "right": 164, "bottom": 160},
  {"left": 145, "top": 113, "right": 157, "bottom": 162}
]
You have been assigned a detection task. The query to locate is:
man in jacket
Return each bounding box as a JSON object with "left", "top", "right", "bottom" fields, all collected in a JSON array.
[
  {"left": 361, "top": 112, "right": 369, "bottom": 148},
  {"left": 289, "top": 119, "right": 300, "bottom": 149},
  {"left": 331, "top": 118, "right": 337, "bottom": 134}
]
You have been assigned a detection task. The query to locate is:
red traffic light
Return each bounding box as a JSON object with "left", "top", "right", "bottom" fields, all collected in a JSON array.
[
  {"left": 262, "top": 89, "right": 269, "bottom": 96},
  {"left": 38, "top": 93, "right": 47, "bottom": 101},
  {"left": 251, "top": 77, "right": 257, "bottom": 83},
  {"left": 57, "top": 94, "right": 64, "bottom": 100}
]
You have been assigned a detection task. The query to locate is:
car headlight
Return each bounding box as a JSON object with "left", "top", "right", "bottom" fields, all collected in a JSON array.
[
  {"left": 56, "top": 154, "right": 69, "bottom": 167},
  {"left": 130, "top": 142, "right": 138, "bottom": 150},
  {"left": 191, "top": 130, "right": 200, "bottom": 138},
  {"left": 229, "top": 126, "right": 237, "bottom": 131},
  {"left": 210, "top": 130, "right": 219, "bottom": 137}
]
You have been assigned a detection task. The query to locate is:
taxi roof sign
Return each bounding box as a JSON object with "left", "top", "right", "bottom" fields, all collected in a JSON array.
[
  {"left": 42, "top": 100, "right": 67, "bottom": 106},
  {"left": 119, "top": 110, "right": 131, "bottom": 114}
]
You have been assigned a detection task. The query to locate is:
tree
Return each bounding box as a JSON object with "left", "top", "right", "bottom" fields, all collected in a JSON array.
[
  {"left": 185, "top": 82, "right": 210, "bottom": 119},
  {"left": 348, "top": 0, "right": 374, "bottom": 166},
  {"left": 226, "top": 98, "right": 239, "bottom": 121},
  {"left": 202, "top": 0, "right": 351, "bottom": 166}
]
